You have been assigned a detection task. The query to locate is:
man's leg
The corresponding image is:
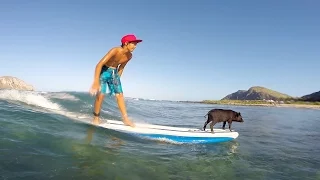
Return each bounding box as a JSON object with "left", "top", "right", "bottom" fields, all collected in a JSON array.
[
  {"left": 110, "top": 70, "right": 135, "bottom": 127},
  {"left": 92, "top": 74, "right": 107, "bottom": 125},
  {"left": 92, "top": 92, "right": 105, "bottom": 125},
  {"left": 115, "top": 93, "right": 135, "bottom": 127}
]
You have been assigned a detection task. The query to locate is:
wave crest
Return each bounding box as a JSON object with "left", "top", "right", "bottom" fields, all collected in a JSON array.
[{"left": 0, "top": 90, "right": 62, "bottom": 111}]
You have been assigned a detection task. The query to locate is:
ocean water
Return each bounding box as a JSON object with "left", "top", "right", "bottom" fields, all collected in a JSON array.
[{"left": 0, "top": 89, "right": 320, "bottom": 180}]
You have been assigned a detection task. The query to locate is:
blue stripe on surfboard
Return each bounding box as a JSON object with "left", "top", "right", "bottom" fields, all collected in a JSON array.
[{"left": 131, "top": 133, "right": 235, "bottom": 143}]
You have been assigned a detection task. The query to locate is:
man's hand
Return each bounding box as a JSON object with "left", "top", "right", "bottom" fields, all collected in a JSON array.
[
  {"left": 89, "top": 82, "right": 100, "bottom": 96},
  {"left": 118, "top": 62, "right": 128, "bottom": 77}
]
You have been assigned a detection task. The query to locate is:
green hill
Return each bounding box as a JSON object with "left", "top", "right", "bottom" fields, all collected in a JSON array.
[
  {"left": 300, "top": 91, "right": 320, "bottom": 102},
  {"left": 222, "top": 86, "right": 293, "bottom": 101}
]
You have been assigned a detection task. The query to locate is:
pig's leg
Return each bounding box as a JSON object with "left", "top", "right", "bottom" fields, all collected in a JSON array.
[
  {"left": 210, "top": 120, "right": 217, "bottom": 133},
  {"left": 227, "top": 120, "right": 232, "bottom": 132},
  {"left": 203, "top": 115, "right": 212, "bottom": 131},
  {"left": 222, "top": 121, "right": 226, "bottom": 130}
]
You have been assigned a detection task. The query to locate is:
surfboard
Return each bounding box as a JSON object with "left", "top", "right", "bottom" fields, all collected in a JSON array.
[{"left": 94, "top": 119, "right": 239, "bottom": 144}]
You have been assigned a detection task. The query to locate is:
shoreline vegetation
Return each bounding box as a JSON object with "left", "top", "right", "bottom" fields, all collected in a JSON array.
[
  {"left": 178, "top": 86, "right": 320, "bottom": 110},
  {"left": 179, "top": 100, "right": 320, "bottom": 110}
]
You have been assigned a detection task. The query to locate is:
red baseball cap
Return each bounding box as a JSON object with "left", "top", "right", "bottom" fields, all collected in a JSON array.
[{"left": 121, "top": 34, "right": 142, "bottom": 44}]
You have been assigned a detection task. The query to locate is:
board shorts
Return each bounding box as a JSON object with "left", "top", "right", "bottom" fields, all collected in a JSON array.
[{"left": 99, "top": 66, "right": 123, "bottom": 95}]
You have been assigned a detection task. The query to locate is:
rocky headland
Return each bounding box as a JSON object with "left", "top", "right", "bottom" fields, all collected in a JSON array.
[{"left": 0, "top": 76, "right": 34, "bottom": 91}]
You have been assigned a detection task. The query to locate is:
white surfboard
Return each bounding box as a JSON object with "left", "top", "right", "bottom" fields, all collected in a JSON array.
[{"left": 92, "top": 119, "right": 239, "bottom": 144}]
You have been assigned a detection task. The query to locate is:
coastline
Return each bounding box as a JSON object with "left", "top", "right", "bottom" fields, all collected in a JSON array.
[
  {"left": 272, "top": 103, "right": 320, "bottom": 109},
  {"left": 178, "top": 100, "right": 320, "bottom": 110}
]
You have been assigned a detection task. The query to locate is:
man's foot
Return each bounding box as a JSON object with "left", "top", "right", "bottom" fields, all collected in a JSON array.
[
  {"left": 122, "top": 116, "right": 135, "bottom": 127},
  {"left": 92, "top": 116, "right": 101, "bottom": 125},
  {"left": 124, "top": 120, "right": 135, "bottom": 127}
]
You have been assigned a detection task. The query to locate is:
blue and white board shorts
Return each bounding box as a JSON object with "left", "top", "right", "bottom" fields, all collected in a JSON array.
[{"left": 99, "top": 66, "right": 123, "bottom": 95}]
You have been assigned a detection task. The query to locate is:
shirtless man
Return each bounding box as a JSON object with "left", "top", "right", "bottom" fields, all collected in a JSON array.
[{"left": 89, "top": 34, "right": 142, "bottom": 127}]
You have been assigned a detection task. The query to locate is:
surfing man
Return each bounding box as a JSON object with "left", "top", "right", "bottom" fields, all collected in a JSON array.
[{"left": 89, "top": 34, "right": 143, "bottom": 127}]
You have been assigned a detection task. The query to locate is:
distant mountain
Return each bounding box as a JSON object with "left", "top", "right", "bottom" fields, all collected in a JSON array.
[
  {"left": 222, "top": 86, "right": 292, "bottom": 100},
  {"left": 0, "top": 76, "right": 34, "bottom": 91},
  {"left": 301, "top": 91, "right": 320, "bottom": 102}
]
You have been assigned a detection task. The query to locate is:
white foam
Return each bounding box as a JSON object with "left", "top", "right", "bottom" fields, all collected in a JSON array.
[
  {"left": 0, "top": 90, "right": 62, "bottom": 111},
  {"left": 0, "top": 89, "right": 95, "bottom": 123},
  {"left": 0, "top": 90, "right": 145, "bottom": 128},
  {"left": 44, "top": 92, "right": 80, "bottom": 101},
  {"left": 151, "top": 137, "right": 184, "bottom": 145}
]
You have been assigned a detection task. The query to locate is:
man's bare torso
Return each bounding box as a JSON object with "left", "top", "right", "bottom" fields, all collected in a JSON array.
[{"left": 104, "top": 47, "right": 132, "bottom": 68}]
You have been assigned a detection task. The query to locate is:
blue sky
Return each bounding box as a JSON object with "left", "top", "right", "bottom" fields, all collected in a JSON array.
[{"left": 1, "top": 0, "right": 319, "bottom": 101}]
